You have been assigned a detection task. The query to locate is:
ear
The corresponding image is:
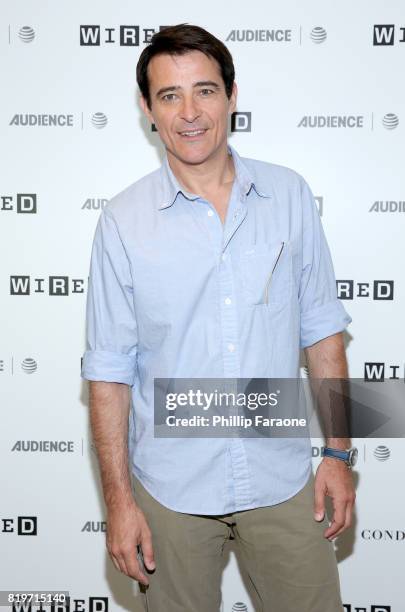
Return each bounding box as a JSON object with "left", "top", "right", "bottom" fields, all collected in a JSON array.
[
  {"left": 139, "top": 95, "right": 154, "bottom": 124},
  {"left": 228, "top": 81, "right": 238, "bottom": 114}
]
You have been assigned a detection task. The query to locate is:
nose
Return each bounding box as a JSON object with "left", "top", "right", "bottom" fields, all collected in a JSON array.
[{"left": 180, "top": 95, "right": 201, "bottom": 123}]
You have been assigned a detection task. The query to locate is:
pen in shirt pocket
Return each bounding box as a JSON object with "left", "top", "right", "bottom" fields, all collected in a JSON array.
[{"left": 264, "top": 241, "right": 285, "bottom": 305}]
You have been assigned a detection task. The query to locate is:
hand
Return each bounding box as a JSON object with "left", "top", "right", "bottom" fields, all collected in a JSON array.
[
  {"left": 313, "top": 457, "right": 356, "bottom": 540},
  {"left": 106, "top": 499, "right": 155, "bottom": 585}
]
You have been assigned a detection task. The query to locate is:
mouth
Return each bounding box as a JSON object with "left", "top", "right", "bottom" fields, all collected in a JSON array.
[{"left": 177, "top": 128, "right": 208, "bottom": 139}]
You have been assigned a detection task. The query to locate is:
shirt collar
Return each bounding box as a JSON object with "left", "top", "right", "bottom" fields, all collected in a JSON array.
[{"left": 158, "top": 143, "right": 271, "bottom": 210}]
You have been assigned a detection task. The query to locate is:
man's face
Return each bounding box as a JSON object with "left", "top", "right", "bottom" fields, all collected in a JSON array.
[{"left": 140, "top": 50, "right": 237, "bottom": 165}]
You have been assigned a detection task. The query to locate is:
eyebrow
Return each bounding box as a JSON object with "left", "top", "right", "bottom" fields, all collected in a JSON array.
[{"left": 155, "top": 80, "right": 221, "bottom": 98}]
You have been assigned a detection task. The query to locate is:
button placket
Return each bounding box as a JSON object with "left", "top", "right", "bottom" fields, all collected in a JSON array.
[{"left": 215, "top": 179, "right": 253, "bottom": 510}]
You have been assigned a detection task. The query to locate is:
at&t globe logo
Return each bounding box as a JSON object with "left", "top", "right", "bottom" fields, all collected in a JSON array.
[
  {"left": 232, "top": 603, "right": 248, "bottom": 612},
  {"left": 373, "top": 445, "right": 390, "bottom": 461}
]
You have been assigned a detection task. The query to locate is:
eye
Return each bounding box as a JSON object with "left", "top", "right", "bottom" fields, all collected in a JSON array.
[
  {"left": 162, "top": 93, "right": 177, "bottom": 102},
  {"left": 200, "top": 88, "right": 214, "bottom": 96}
]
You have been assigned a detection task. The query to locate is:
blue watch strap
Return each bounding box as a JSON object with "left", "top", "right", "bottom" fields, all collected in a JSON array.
[{"left": 322, "top": 447, "right": 350, "bottom": 462}]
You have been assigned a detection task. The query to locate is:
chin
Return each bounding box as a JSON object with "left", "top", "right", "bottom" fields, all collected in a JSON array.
[
  {"left": 183, "top": 152, "right": 210, "bottom": 164},
  {"left": 167, "top": 148, "right": 203, "bottom": 165},
  {"left": 178, "top": 144, "right": 218, "bottom": 165}
]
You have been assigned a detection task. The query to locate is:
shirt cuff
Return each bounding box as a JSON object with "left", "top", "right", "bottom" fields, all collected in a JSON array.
[
  {"left": 300, "top": 299, "right": 352, "bottom": 349},
  {"left": 81, "top": 349, "right": 137, "bottom": 386}
]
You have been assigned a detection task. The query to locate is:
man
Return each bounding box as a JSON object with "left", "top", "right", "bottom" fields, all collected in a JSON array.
[{"left": 81, "top": 23, "right": 356, "bottom": 612}]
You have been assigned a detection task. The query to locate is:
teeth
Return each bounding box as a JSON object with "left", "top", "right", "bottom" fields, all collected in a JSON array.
[{"left": 181, "top": 130, "right": 205, "bottom": 136}]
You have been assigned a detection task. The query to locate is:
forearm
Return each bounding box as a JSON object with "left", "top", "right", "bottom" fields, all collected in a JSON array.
[
  {"left": 89, "top": 381, "right": 135, "bottom": 511},
  {"left": 305, "top": 332, "right": 351, "bottom": 450}
]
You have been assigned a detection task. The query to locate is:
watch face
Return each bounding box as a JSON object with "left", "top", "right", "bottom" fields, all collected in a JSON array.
[{"left": 349, "top": 448, "right": 358, "bottom": 466}]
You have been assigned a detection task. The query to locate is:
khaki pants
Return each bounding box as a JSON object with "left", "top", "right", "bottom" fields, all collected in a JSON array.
[{"left": 131, "top": 471, "right": 343, "bottom": 612}]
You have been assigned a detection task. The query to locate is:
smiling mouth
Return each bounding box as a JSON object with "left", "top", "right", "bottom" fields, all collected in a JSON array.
[{"left": 178, "top": 129, "right": 208, "bottom": 138}]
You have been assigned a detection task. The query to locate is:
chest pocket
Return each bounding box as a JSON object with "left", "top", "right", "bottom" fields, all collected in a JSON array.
[{"left": 239, "top": 240, "right": 292, "bottom": 308}]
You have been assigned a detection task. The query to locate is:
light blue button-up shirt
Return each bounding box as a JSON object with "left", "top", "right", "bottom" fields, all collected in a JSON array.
[{"left": 81, "top": 143, "right": 352, "bottom": 514}]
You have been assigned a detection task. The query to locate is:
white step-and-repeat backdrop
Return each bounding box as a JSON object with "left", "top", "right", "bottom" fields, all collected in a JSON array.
[{"left": 1, "top": 1, "right": 404, "bottom": 611}]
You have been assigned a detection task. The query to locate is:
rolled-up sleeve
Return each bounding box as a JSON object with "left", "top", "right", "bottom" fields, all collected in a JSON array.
[
  {"left": 81, "top": 208, "right": 138, "bottom": 385},
  {"left": 298, "top": 177, "right": 352, "bottom": 349}
]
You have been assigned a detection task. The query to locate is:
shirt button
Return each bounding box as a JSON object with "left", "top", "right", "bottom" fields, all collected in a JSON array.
[
  {"left": 227, "top": 343, "right": 235, "bottom": 352},
  {"left": 224, "top": 297, "right": 232, "bottom": 305},
  {"left": 207, "top": 209, "right": 214, "bottom": 217},
  {"left": 221, "top": 253, "right": 227, "bottom": 261}
]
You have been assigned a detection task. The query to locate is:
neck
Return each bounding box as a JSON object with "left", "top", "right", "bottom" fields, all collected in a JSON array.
[{"left": 166, "top": 144, "right": 235, "bottom": 196}]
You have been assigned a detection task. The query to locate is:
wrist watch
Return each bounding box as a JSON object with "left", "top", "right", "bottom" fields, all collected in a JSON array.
[{"left": 321, "top": 446, "right": 358, "bottom": 468}]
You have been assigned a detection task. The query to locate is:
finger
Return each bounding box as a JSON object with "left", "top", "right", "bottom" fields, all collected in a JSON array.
[
  {"left": 109, "top": 548, "right": 128, "bottom": 575},
  {"left": 324, "top": 501, "right": 346, "bottom": 539},
  {"left": 121, "top": 546, "right": 150, "bottom": 585},
  {"left": 114, "top": 552, "right": 130, "bottom": 576},
  {"left": 329, "top": 501, "right": 354, "bottom": 540},
  {"left": 344, "top": 499, "right": 353, "bottom": 530},
  {"left": 111, "top": 554, "right": 121, "bottom": 573},
  {"left": 313, "top": 479, "right": 325, "bottom": 521},
  {"left": 141, "top": 532, "right": 156, "bottom": 571}
]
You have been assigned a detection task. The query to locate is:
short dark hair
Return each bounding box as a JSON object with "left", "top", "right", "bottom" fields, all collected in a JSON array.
[{"left": 136, "top": 23, "right": 235, "bottom": 110}]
